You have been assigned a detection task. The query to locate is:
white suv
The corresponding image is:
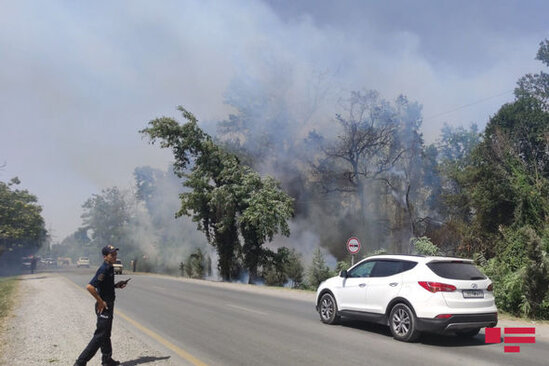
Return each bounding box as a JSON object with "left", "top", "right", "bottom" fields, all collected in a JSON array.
[{"left": 316, "top": 255, "right": 497, "bottom": 342}]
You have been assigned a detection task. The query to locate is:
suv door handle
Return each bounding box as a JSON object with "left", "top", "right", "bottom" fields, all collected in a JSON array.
[
  {"left": 359, "top": 283, "right": 366, "bottom": 288},
  {"left": 389, "top": 282, "right": 398, "bottom": 287}
]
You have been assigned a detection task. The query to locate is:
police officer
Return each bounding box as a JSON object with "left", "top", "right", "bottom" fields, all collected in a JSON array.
[{"left": 74, "top": 245, "right": 128, "bottom": 366}]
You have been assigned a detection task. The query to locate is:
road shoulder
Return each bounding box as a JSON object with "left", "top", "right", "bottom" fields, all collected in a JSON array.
[{"left": 0, "top": 273, "right": 177, "bottom": 366}]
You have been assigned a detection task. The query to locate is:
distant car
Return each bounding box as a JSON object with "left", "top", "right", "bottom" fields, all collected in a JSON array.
[
  {"left": 42, "top": 257, "right": 56, "bottom": 266},
  {"left": 113, "top": 259, "right": 123, "bottom": 274},
  {"left": 76, "top": 257, "right": 90, "bottom": 268},
  {"left": 21, "top": 257, "right": 32, "bottom": 269},
  {"left": 316, "top": 254, "right": 497, "bottom": 342}
]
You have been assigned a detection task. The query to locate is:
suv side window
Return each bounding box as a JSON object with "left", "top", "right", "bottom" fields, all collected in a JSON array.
[
  {"left": 348, "top": 261, "right": 376, "bottom": 278},
  {"left": 370, "top": 260, "right": 418, "bottom": 278}
]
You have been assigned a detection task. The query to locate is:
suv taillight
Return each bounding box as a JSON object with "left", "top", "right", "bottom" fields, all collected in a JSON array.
[
  {"left": 418, "top": 281, "right": 456, "bottom": 293},
  {"left": 487, "top": 283, "right": 493, "bottom": 291}
]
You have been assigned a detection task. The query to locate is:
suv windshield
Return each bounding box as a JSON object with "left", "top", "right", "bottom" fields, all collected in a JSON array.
[{"left": 426, "top": 261, "right": 486, "bottom": 280}]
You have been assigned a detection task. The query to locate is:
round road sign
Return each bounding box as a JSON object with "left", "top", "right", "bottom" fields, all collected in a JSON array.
[{"left": 346, "top": 237, "right": 361, "bottom": 254}]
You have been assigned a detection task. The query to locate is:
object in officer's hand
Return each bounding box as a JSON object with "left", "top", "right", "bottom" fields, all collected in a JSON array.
[{"left": 116, "top": 278, "right": 131, "bottom": 287}]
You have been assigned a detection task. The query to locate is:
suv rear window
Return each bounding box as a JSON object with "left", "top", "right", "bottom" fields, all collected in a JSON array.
[{"left": 426, "top": 261, "right": 486, "bottom": 280}]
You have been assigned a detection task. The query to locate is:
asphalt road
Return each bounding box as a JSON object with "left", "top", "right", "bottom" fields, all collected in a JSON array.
[{"left": 62, "top": 270, "right": 548, "bottom": 366}]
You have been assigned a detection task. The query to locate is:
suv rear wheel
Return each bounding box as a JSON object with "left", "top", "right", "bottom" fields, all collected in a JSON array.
[
  {"left": 319, "top": 293, "right": 340, "bottom": 325},
  {"left": 389, "top": 303, "right": 420, "bottom": 342}
]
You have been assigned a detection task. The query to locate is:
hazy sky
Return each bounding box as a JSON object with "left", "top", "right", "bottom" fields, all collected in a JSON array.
[{"left": 1, "top": 0, "right": 547, "bottom": 241}]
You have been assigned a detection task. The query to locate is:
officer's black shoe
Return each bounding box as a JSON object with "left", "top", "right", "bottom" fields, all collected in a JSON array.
[{"left": 102, "top": 359, "right": 120, "bottom": 366}]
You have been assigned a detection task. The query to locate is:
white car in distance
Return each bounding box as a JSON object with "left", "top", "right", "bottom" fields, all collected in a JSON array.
[
  {"left": 76, "top": 257, "right": 90, "bottom": 268},
  {"left": 316, "top": 254, "right": 497, "bottom": 342},
  {"left": 113, "top": 259, "right": 123, "bottom": 274}
]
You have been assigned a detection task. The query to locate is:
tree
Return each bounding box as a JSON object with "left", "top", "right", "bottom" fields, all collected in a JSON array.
[
  {"left": 134, "top": 166, "right": 166, "bottom": 211},
  {"left": 438, "top": 123, "right": 481, "bottom": 163},
  {"left": 411, "top": 236, "right": 440, "bottom": 256},
  {"left": 81, "top": 186, "right": 130, "bottom": 249},
  {"left": 285, "top": 249, "right": 305, "bottom": 288},
  {"left": 307, "top": 248, "right": 332, "bottom": 289},
  {"left": 262, "top": 247, "right": 291, "bottom": 286},
  {"left": 239, "top": 173, "right": 293, "bottom": 283},
  {"left": 311, "top": 91, "right": 404, "bottom": 253},
  {"left": 141, "top": 107, "right": 293, "bottom": 281},
  {"left": 522, "top": 227, "right": 549, "bottom": 318},
  {"left": 379, "top": 95, "right": 428, "bottom": 247},
  {"left": 313, "top": 91, "right": 400, "bottom": 215},
  {"left": 515, "top": 39, "right": 549, "bottom": 111},
  {"left": 185, "top": 248, "right": 206, "bottom": 279},
  {"left": 141, "top": 109, "right": 240, "bottom": 280},
  {"left": 0, "top": 177, "right": 47, "bottom": 257}
]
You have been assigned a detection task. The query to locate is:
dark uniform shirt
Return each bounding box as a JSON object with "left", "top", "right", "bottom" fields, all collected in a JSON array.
[{"left": 89, "top": 261, "right": 115, "bottom": 303}]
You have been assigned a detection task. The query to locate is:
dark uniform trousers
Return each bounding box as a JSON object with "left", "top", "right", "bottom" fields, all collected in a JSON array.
[{"left": 76, "top": 302, "right": 115, "bottom": 365}]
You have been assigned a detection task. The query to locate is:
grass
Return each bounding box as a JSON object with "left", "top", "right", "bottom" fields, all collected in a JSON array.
[{"left": 0, "top": 276, "right": 18, "bottom": 323}]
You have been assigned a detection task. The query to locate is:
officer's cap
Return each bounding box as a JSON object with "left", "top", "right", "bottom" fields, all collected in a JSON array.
[{"left": 102, "top": 245, "right": 119, "bottom": 256}]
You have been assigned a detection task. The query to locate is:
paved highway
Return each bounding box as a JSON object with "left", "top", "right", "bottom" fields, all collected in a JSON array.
[{"left": 62, "top": 270, "right": 548, "bottom": 366}]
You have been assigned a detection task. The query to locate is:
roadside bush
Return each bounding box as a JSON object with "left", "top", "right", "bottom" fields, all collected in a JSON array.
[
  {"left": 411, "top": 237, "right": 440, "bottom": 256},
  {"left": 481, "top": 225, "right": 549, "bottom": 319},
  {"left": 307, "top": 248, "right": 332, "bottom": 289}
]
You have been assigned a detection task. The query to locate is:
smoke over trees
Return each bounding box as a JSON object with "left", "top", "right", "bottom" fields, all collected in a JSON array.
[{"left": 46, "top": 38, "right": 548, "bottom": 316}]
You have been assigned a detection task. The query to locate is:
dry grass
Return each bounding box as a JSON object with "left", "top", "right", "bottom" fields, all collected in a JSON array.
[
  {"left": 0, "top": 276, "right": 18, "bottom": 359},
  {"left": 0, "top": 276, "right": 17, "bottom": 324}
]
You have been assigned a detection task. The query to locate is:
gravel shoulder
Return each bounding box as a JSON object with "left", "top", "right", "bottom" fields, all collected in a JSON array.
[{"left": 0, "top": 273, "right": 178, "bottom": 366}]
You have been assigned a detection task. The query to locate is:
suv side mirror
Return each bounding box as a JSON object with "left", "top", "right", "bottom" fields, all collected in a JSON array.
[{"left": 339, "top": 270, "right": 348, "bottom": 278}]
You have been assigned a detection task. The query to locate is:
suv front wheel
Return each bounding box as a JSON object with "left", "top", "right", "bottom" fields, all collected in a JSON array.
[
  {"left": 319, "top": 293, "right": 340, "bottom": 325},
  {"left": 389, "top": 303, "right": 421, "bottom": 342}
]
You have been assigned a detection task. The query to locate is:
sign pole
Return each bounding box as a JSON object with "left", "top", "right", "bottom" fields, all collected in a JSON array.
[{"left": 346, "top": 237, "right": 361, "bottom": 267}]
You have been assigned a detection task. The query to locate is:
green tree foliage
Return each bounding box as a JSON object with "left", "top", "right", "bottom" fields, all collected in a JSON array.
[
  {"left": 523, "top": 227, "right": 549, "bottom": 318},
  {"left": 0, "top": 177, "right": 47, "bottom": 257},
  {"left": 185, "top": 248, "right": 206, "bottom": 279},
  {"left": 141, "top": 107, "right": 293, "bottom": 282},
  {"left": 411, "top": 236, "right": 440, "bottom": 256},
  {"left": 482, "top": 226, "right": 549, "bottom": 318},
  {"left": 261, "top": 247, "right": 305, "bottom": 287},
  {"left": 239, "top": 173, "right": 293, "bottom": 283},
  {"left": 336, "top": 259, "right": 351, "bottom": 273},
  {"left": 436, "top": 40, "right": 549, "bottom": 319},
  {"left": 441, "top": 41, "right": 549, "bottom": 258},
  {"left": 262, "top": 247, "right": 291, "bottom": 286},
  {"left": 81, "top": 186, "right": 130, "bottom": 249},
  {"left": 438, "top": 123, "right": 481, "bottom": 163},
  {"left": 285, "top": 248, "right": 305, "bottom": 288},
  {"left": 307, "top": 248, "right": 332, "bottom": 289},
  {"left": 515, "top": 39, "right": 549, "bottom": 110}
]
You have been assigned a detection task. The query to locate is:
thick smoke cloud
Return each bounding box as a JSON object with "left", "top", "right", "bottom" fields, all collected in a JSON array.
[{"left": 0, "top": 1, "right": 546, "bottom": 258}]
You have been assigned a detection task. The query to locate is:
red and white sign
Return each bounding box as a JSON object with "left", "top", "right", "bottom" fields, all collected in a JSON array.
[{"left": 346, "top": 237, "right": 361, "bottom": 254}]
